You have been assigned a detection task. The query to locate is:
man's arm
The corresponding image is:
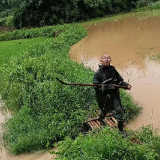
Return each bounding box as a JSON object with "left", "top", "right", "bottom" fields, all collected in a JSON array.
[
  {"left": 93, "top": 71, "right": 103, "bottom": 91},
  {"left": 115, "top": 68, "right": 132, "bottom": 90},
  {"left": 93, "top": 71, "right": 113, "bottom": 92}
]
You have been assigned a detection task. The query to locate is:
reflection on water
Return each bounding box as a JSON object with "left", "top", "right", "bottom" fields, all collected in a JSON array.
[{"left": 69, "top": 16, "right": 160, "bottom": 132}]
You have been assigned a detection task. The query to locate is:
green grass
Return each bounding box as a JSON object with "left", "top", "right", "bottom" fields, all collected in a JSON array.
[
  {"left": 135, "top": 1, "right": 160, "bottom": 12},
  {"left": 3, "top": 9, "right": 160, "bottom": 155},
  {"left": 54, "top": 126, "right": 160, "bottom": 160},
  {"left": 0, "top": 37, "right": 51, "bottom": 65},
  {"left": 0, "top": 24, "right": 97, "bottom": 154},
  {"left": 81, "top": 10, "right": 160, "bottom": 26}
]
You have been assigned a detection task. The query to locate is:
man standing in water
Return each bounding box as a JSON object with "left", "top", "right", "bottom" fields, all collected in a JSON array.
[{"left": 93, "top": 53, "right": 132, "bottom": 132}]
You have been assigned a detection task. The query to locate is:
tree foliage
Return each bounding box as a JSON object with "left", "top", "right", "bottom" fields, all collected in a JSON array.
[
  {"left": 1, "top": 0, "right": 139, "bottom": 28},
  {"left": 1, "top": 0, "right": 159, "bottom": 28},
  {"left": 0, "top": 0, "right": 12, "bottom": 18}
]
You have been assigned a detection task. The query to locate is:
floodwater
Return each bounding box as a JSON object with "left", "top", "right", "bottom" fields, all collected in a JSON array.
[{"left": 69, "top": 17, "right": 160, "bottom": 132}]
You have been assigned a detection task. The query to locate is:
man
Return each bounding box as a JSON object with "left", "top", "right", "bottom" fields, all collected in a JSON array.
[{"left": 93, "top": 53, "right": 132, "bottom": 132}]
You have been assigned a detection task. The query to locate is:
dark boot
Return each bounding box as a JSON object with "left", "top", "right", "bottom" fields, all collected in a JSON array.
[
  {"left": 100, "top": 118, "right": 106, "bottom": 126},
  {"left": 118, "top": 121, "right": 128, "bottom": 137},
  {"left": 98, "top": 109, "right": 106, "bottom": 126},
  {"left": 118, "top": 120, "right": 124, "bottom": 131}
]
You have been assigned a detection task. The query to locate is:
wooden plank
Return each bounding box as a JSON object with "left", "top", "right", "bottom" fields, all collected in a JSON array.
[
  {"left": 111, "top": 115, "right": 118, "bottom": 124},
  {"left": 92, "top": 120, "right": 100, "bottom": 129},
  {"left": 107, "top": 118, "right": 117, "bottom": 128},
  {"left": 104, "top": 118, "right": 114, "bottom": 127}
]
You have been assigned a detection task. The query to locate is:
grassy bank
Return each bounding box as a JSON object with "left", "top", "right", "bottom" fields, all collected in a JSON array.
[
  {"left": 0, "top": 37, "right": 51, "bottom": 65},
  {"left": 0, "top": 22, "right": 141, "bottom": 154},
  {"left": 8, "top": 8, "right": 160, "bottom": 156},
  {"left": 0, "top": 25, "right": 68, "bottom": 41},
  {"left": 81, "top": 9, "right": 160, "bottom": 26},
  {"left": 55, "top": 126, "right": 160, "bottom": 160},
  {"left": 0, "top": 24, "right": 94, "bottom": 154}
]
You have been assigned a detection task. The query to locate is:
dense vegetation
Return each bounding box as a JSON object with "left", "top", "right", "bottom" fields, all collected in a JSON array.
[
  {"left": 55, "top": 126, "right": 160, "bottom": 160},
  {"left": 0, "top": 25, "right": 68, "bottom": 41},
  {"left": 0, "top": 0, "right": 147, "bottom": 29},
  {"left": 0, "top": 24, "right": 140, "bottom": 154},
  {"left": 0, "top": 0, "right": 159, "bottom": 29},
  {"left": 135, "top": 0, "right": 160, "bottom": 11},
  {"left": 0, "top": 0, "right": 137, "bottom": 28},
  {"left": 1, "top": 0, "right": 160, "bottom": 158}
]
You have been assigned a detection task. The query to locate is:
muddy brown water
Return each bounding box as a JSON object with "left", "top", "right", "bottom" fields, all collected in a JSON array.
[
  {"left": 1, "top": 16, "right": 160, "bottom": 159},
  {"left": 70, "top": 17, "right": 160, "bottom": 133}
]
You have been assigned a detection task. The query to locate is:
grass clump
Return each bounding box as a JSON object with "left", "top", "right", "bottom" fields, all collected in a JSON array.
[
  {"left": 0, "top": 24, "right": 140, "bottom": 154},
  {"left": 55, "top": 127, "right": 159, "bottom": 160},
  {"left": 137, "top": 125, "right": 160, "bottom": 157},
  {"left": 120, "top": 90, "right": 141, "bottom": 122},
  {"left": 149, "top": 54, "right": 160, "bottom": 61}
]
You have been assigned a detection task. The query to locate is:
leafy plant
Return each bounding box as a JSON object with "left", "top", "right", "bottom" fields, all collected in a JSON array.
[
  {"left": 3, "top": 0, "right": 138, "bottom": 28},
  {"left": 1, "top": 24, "right": 95, "bottom": 154},
  {"left": 55, "top": 127, "right": 159, "bottom": 160}
]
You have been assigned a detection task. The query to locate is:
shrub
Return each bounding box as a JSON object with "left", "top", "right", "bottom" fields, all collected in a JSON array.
[
  {"left": 55, "top": 127, "right": 159, "bottom": 160},
  {"left": 136, "top": 0, "right": 159, "bottom": 8},
  {"left": 11, "top": 0, "right": 138, "bottom": 28},
  {"left": 136, "top": 125, "right": 160, "bottom": 159}
]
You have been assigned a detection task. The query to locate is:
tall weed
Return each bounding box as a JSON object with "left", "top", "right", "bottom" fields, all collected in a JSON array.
[{"left": 136, "top": 125, "right": 160, "bottom": 159}]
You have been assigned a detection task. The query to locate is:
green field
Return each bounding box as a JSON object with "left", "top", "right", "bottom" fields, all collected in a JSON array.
[{"left": 0, "top": 37, "right": 51, "bottom": 65}]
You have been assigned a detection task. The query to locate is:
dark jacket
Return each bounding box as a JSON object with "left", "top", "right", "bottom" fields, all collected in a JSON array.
[{"left": 93, "top": 64, "right": 129, "bottom": 93}]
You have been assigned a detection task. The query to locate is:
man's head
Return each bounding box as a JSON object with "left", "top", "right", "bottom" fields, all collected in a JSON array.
[{"left": 100, "top": 53, "right": 112, "bottom": 66}]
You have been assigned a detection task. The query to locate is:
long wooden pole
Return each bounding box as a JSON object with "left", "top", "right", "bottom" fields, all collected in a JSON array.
[{"left": 56, "top": 77, "right": 129, "bottom": 89}]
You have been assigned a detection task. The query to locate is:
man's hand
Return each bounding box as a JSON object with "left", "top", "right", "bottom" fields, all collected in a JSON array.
[{"left": 127, "top": 85, "right": 132, "bottom": 90}]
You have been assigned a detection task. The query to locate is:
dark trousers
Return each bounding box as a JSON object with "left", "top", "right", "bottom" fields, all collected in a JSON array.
[{"left": 96, "top": 90, "right": 124, "bottom": 131}]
